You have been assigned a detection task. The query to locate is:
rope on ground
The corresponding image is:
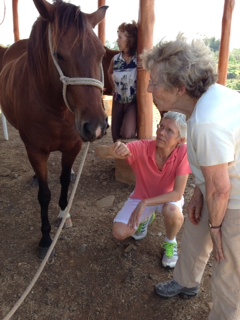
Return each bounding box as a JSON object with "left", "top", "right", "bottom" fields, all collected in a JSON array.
[{"left": 3, "top": 141, "right": 90, "bottom": 320}]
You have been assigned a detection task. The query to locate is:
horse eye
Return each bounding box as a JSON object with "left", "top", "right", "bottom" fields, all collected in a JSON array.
[{"left": 54, "top": 52, "right": 64, "bottom": 61}]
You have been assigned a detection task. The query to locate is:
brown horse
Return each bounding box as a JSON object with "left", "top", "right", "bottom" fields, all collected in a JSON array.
[
  {"left": 0, "top": 45, "right": 8, "bottom": 71},
  {"left": 0, "top": 0, "right": 108, "bottom": 258}
]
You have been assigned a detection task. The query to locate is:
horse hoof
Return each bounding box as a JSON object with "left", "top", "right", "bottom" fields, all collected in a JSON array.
[
  {"left": 55, "top": 217, "right": 73, "bottom": 229},
  {"left": 37, "top": 246, "right": 55, "bottom": 260},
  {"left": 64, "top": 217, "right": 73, "bottom": 228}
]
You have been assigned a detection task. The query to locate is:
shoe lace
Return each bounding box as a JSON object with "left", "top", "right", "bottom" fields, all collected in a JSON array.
[
  {"left": 162, "top": 242, "right": 177, "bottom": 258},
  {"left": 136, "top": 220, "right": 148, "bottom": 234},
  {"left": 136, "top": 212, "right": 156, "bottom": 233},
  {"left": 136, "top": 213, "right": 156, "bottom": 234},
  {"left": 163, "top": 280, "right": 182, "bottom": 291}
]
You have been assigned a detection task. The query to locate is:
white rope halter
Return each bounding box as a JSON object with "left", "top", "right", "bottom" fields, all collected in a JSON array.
[{"left": 48, "top": 25, "right": 104, "bottom": 113}]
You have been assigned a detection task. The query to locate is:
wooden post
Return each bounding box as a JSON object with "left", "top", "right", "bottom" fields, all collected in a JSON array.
[
  {"left": 98, "top": 0, "right": 106, "bottom": 45},
  {"left": 218, "top": 0, "right": 235, "bottom": 85},
  {"left": 137, "top": 0, "right": 155, "bottom": 139},
  {"left": 12, "top": 0, "right": 20, "bottom": 42}
]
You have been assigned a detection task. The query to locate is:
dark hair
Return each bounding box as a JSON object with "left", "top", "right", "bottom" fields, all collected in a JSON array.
[{"left": 118, "top": 20, "right": 138, "bottom": 56}]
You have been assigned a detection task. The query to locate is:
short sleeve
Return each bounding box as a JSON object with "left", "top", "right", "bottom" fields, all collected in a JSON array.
[{"left": 191, "top": 123, "right": 234, "bottom": 166}]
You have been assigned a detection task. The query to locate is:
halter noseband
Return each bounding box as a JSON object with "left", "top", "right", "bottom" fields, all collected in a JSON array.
[{"left": 48, "top": 25, "right": 104, "bottom": 113}]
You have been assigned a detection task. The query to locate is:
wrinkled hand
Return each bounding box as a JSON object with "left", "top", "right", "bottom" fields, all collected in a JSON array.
[
  {"left": 187, "top": 187, "right": 203, "bottom": 225},
  {"left": 128, "top": 201, "right": 146, "bottom": 230},
  {"left": 109, "top": 141, "right": 131, "bottom": 159},
  {"left": 210, "top": 228, "right": 225, "bottom": 262}
]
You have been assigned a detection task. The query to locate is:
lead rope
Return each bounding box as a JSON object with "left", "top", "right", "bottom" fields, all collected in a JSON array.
[
  {"left": 48, "top": 25, "right": 104, "bottom": 113},
  {"left": 3, "top": 142, "right": 90, "bottom": 320}
]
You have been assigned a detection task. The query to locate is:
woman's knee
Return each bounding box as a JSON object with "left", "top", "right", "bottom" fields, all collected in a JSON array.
[
  {"left": 112, "top": 223, "right": 129, "bottom": 241},
  {"left": 163, "top": 204, "right": 183, "bottom": 222}
]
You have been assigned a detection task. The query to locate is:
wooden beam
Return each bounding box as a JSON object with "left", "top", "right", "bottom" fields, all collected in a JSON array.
[
  {"left": 137, "top": 0, "right": 155, "bottom": 139},
  {"left": 98, "top": 0, "right": 106, "bottom": 45},
  {"left": 218, "top": 0, "right": 235, "bottom": 85},
  {"left": 12, "top": 0, "right": 20, "bottom": 42}
]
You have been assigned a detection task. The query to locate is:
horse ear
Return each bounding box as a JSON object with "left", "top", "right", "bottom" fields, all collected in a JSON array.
[
  {"left": 33, "top": 0, "right": 54, "bottom": 21},
  {"left": 85, "top": 6, "right": 109, "bottom": 28}
]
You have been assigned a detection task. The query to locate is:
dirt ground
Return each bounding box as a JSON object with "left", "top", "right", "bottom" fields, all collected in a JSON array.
[{"left": 0, "top": 109, "right": 214, "bottom": 320}]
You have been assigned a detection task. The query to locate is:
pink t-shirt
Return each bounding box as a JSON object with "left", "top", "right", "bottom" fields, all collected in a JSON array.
[{"left": 127, "top": 140, "right": 191, "bottom": 199}]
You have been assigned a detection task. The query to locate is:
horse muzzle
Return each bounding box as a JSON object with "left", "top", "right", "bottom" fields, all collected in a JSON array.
[{"left": 79, "top": 118, "right": 108, "bottom": 142}]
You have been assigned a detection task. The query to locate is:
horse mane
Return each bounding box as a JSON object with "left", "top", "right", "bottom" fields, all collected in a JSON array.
[
  {"left": 28, "top": 1, "right": 87, "bottom": 90},
  {"left": 0, "top": 45, "right": 8, "bottom": 71}
]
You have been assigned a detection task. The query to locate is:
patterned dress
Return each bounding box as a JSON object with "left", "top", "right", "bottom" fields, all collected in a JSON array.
[{"left": 113, "top": 52, "right": 137, "bottom": 104}]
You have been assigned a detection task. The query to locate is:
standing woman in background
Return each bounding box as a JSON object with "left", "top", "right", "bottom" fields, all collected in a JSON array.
[{"left": 108, "top": 21, "right": 138, "bottom": 142}]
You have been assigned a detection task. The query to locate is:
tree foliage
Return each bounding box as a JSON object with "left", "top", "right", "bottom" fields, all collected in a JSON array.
[
  {"left": 197, "top": 37, "right": 240, "bottom": 90},
  {"left": 106, "top": 40, "right": 119, "bottom": 50},
  {"left": 226, "top": 47, "right": 240, "bottom": 89},
  {"left": 203, "top": 37, "right": 221, "bottom": 52}
]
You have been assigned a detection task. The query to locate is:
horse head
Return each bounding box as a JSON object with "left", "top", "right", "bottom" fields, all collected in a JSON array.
[{"left": 30, "top": 0, "right": 108, "bottom": 141}]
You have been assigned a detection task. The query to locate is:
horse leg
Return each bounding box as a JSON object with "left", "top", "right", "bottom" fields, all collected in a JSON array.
[
  {"left": 57, "top": 149, "right": 81, "bottom": 228},
  {"left": 32, "top": 169, "right": 74, "bottom": 185},
  {"left": 37, "top": 177, "right": 53, "bottom": 258},
  {"left": 26, "top": 149, "right": 52, "bottom": 259},
  {"left": 57, "top": 164, "right": 72, "bottom": 228},
  {"left": 31, "top": 173, "right": 39, "bottom": 186}
]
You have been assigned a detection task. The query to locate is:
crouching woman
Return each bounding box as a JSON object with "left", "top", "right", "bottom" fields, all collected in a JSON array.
[{"left": 95, "top": 111, "right": 191, "bottom": 268}]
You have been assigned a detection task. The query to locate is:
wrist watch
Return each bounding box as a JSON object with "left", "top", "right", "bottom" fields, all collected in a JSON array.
[{"left": 208, "top": 220, "right": 222, "bottom": 229}]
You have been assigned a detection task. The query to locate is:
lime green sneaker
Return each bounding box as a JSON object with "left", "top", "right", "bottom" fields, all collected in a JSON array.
[
  {"left": 132, "top": 212, "right": 156, "bottom": 240},
  {"left": 162, "top": 241, "right": 178, "bottom": 268}
]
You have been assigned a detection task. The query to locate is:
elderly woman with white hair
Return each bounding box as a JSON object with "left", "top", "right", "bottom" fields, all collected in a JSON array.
[
  {"left": 141, "top": 33, "right": 240, "bottom": 320},
  {"left": 95, "top": 111, "right": 191, "bottom": 269}
]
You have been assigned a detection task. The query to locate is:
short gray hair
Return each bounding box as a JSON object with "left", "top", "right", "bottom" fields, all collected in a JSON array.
[
  {"left": 141, "top": 33, "right": 218, "bottom": 98},
  {"left": 162, "top": 111, "right": 187, "bottom": 139}
]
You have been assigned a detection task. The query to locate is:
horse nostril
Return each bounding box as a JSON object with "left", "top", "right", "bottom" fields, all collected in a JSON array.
[
  {"left": 82, "top": 122, "right": 101, "bottom": 140},
  {"left": 82, "top": 120, "right": 109, "bottom": 140},
  {"left": 83, "top": 122, "right": 93, "bottom": 139}
]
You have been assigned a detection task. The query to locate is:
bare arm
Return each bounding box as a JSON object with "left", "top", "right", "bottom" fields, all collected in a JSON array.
[
  {"left": 201, "top": 163, "right": 230, "bottom": 262},
  {"left": 95, "top": 141, "right": 131, "bottom": 159},
  {"left": 188, "top": 185, "right": 203, "bottom": 225},
  {"left": 128, "top": 174, "right": 189, "bottom": 229},
  {"left": 143, "top": 174, "right": 188, "bottom": 206},
  {"left": 201, "top": 164, "right": 230, "bottom": 226}
]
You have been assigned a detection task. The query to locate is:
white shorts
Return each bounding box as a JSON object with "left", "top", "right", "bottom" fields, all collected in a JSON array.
[{"left": 113, "top": 197, "right": 184, "bottom": 225}]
